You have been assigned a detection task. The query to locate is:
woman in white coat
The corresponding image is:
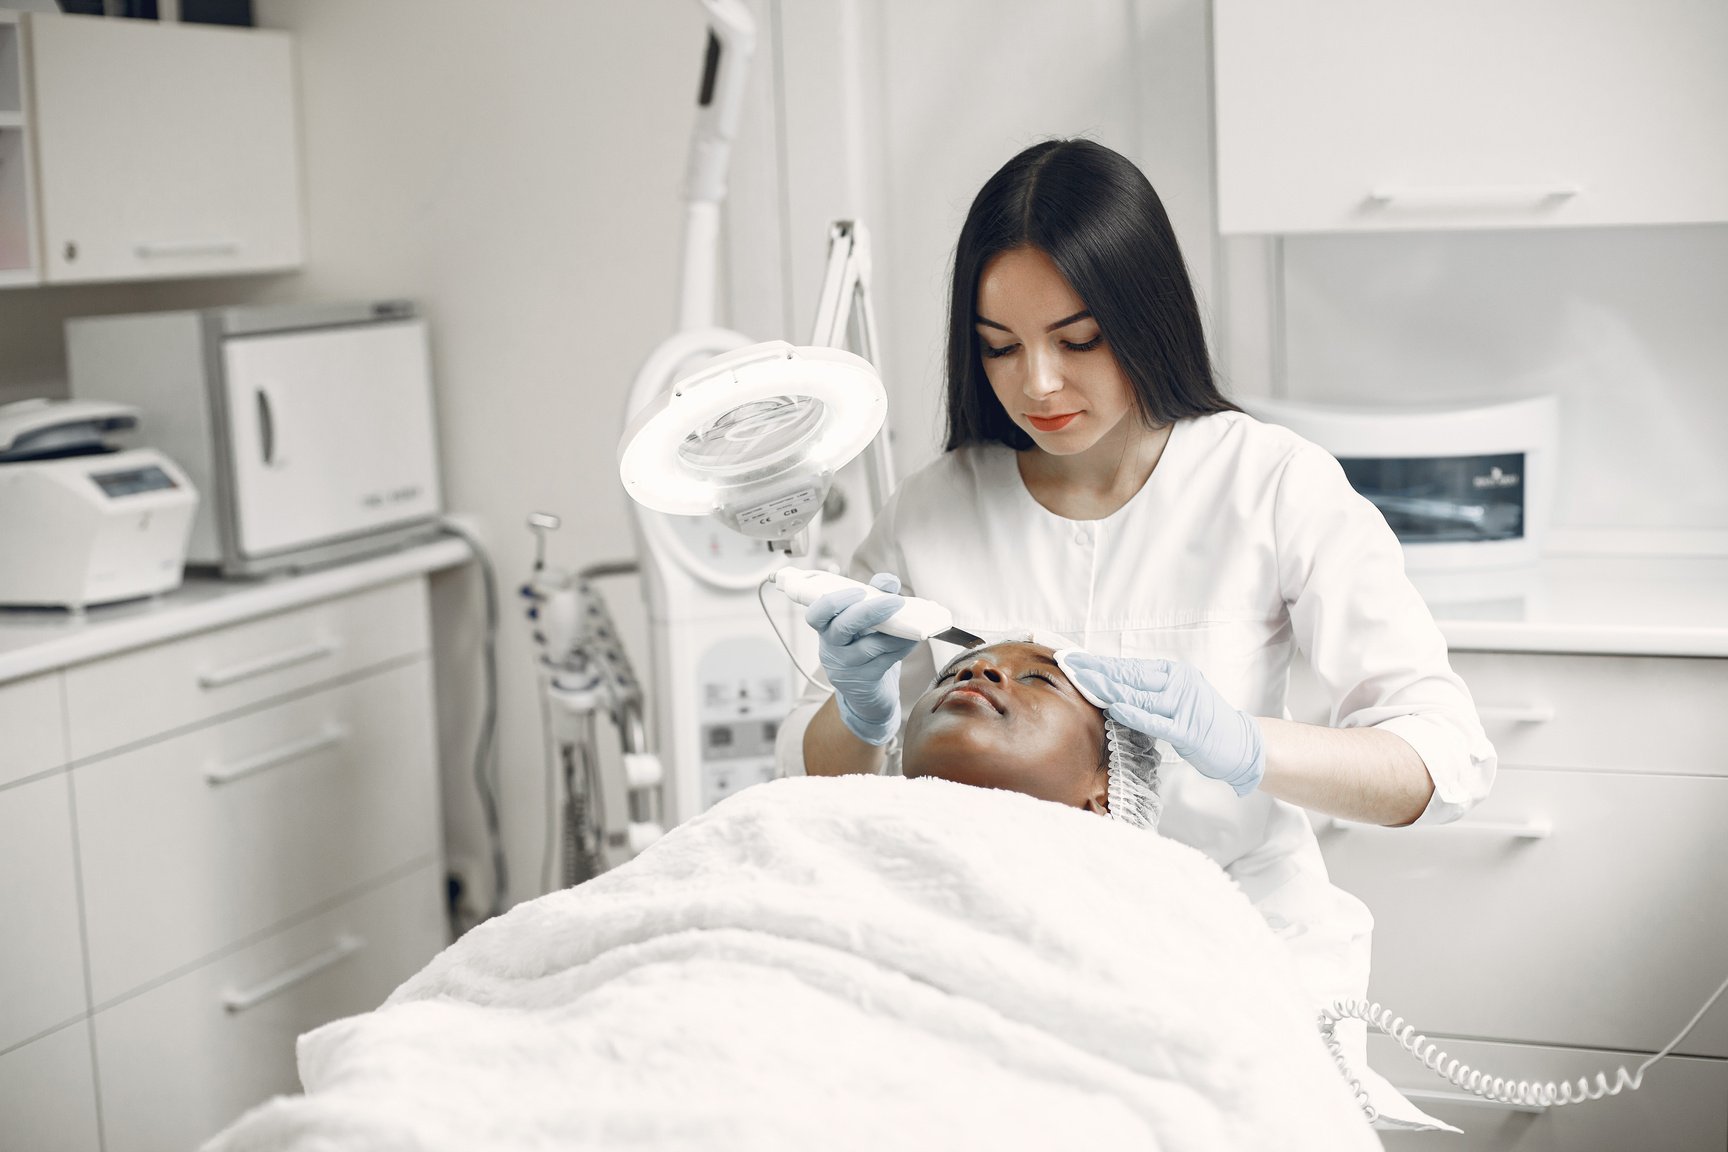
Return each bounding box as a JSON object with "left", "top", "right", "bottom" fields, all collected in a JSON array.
[{"left": 774, "top": 139, "right": 1495, "bottom": 1010}]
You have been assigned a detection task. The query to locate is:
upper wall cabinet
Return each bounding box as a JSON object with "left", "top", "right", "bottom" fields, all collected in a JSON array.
[
  {"left": 1213, "top": 0, "right": 1728, "bottom": 235},
  {"left": 8, "top": 13, "right": 303, "bottom": 286}
]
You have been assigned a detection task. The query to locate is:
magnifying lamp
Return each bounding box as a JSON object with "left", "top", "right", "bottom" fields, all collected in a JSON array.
[{"left": 618, "top": 340, "right": 886, "bottom": 552}]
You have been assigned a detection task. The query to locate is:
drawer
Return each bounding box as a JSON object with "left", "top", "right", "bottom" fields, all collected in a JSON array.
[
  {"left": 63, "top": 577, "right": 430, "bottom": 762},
  {"left": 1372, "top": 1034, "right": 1728, "bottom": 1152},
  {"left": 0, "top": 671, "right": 66, "bottom": 788},
  {"left": 1450, "top": 651, "right": 1728, "bottom": 775},
  {"left": 0, "top": 775, "right": 88, "bottom": 1052},
  {"left": 0, "top": 1021, "right": 101, "bottom": 1152},
  {"left": 1288, "top": 649, "right": 1728, "bottom": 776},
  {"left": 74, "top": 659, "right": 440, "bottom": 1004},
  {"left": 1320, "top": 767, "right": 1728, "bottom": 1056},
  {"left": 92, "top": 863, "right": 447, "bottom": 1152}
]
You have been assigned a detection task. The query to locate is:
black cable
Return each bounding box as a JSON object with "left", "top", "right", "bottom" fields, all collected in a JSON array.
[{"left": 440, "top": 521, "right": 508, "bottom": 919}]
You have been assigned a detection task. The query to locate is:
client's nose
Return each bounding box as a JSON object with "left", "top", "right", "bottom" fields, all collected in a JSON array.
[{"left": 954, "top": 660, "right": 1005, "bottom": 684}]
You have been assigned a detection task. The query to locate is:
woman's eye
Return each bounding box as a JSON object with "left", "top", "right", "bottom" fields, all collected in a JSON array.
[
  {"left": 1064, "top": 335, "right": 1103, "bottom": 352},
  {"left": 935, "top": 671, "right": 956, "bottom": 684},
  {"left": 980, "top": 343, "right": 1019, "bottom": 360},
  {"left": 1022, "top": 671, "right": 1060, "bottom": 687}
]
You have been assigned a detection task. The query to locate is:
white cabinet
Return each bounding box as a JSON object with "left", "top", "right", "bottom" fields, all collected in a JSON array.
[
  {"left": 4, "top": 12, "right": 303, "bottom": 286},
  {"left": 1213, "top": 0, "right": 1728, "bottom": 234},
  {"left": 0, "top": 11, "right": 41, "bottom": 287},
  {"left": 0, "top": 574, "right": 446, "bottom": 1151},
  {"left": 1290, "top": 648, "right": 1728, "bottom": 1150},
  {"left": 92, "top": 864, "right": 446, "bottom": 1152}
]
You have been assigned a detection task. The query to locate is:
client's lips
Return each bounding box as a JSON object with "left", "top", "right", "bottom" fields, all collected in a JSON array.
[
  {"left": 938, "top": 683, "right": 1005, "bottom": 715},
  {"left": 1027, "top": 412, "right": 1079, "bottom": 432}
]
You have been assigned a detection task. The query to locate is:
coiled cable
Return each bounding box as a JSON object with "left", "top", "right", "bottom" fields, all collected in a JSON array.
[{"left": 1320, "top": 969, "right": 1728, "bottom": 1122}]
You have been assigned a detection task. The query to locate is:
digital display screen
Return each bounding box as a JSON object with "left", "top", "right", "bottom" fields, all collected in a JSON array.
[
  {"left": 91, "top": 465, "right": 178, "bottom": 499},
  {"left": 1339, "top": 453, "right": 1525, "bottom": 543}
]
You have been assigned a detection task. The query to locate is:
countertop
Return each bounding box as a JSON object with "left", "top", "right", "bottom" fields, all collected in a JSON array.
[
  {"left": 1418, "top": 554, "right": 1728, "bottom": 658},
  {"left": 0, "top": 537, "right": 471, "bottom": 685}
]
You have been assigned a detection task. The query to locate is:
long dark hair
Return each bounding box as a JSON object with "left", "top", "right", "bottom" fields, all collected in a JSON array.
[{"left": 943, "top": 139, "right": 1236, "bottom": 451}]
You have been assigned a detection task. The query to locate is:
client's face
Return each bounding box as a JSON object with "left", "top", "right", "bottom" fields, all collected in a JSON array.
[{"left": 901, "top": 642, "right": 1108, "bottom": 814}]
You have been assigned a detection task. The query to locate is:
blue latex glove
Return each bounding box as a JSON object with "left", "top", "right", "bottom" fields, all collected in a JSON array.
[
  {"left": 807, "top": 572, "right": 918, "bottom": 747},
  {"left": 1062, "top": 652, "right": 1265, "bottom": 796}
]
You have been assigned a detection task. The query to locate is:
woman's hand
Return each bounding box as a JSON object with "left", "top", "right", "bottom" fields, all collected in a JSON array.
[
  {"left": 1062, "top": 653, "right": 1265, "bottom": 796},
  {"left": 808, "top": 572, "right": 918, "bottom": 746}
]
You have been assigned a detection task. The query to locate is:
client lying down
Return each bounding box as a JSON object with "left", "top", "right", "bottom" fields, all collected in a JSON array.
[{"left": 208, "top": 643, "right": 1380, "bottom": 1152}]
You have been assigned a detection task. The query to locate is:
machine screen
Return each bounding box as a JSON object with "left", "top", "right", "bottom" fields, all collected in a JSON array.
[{"left": 91, "top": 465, "right": 178, "bottom": 498}]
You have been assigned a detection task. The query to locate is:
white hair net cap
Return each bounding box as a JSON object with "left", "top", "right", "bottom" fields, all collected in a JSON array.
[{"left": 1103, "top": 716, "right": 1163, "bottom": 831}]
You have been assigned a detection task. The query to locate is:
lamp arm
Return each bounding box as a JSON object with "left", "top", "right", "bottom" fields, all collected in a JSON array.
[{"left": 808, "top": 220, "right": 895, "bottom": 516}]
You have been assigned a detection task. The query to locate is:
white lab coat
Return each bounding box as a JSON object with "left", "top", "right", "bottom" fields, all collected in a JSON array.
[{"left": 775, "top": 410, "right": 1497, "bottom": 1016}]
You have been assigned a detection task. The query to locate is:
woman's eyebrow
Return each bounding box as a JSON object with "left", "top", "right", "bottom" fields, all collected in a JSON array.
[{"left": 973, "top": 309, "right": 1093, "bottom": 334}]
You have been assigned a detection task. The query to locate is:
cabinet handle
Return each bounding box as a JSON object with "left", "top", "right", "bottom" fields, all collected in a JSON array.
[
  {"left": 134, "top": 240, "right": 241, "bottom": 259},
  {"left": 1398, "top": 1087, "right": 1547, "bottom": 1115},
  {"left": 1323, "top": 815, "right": 1552, "bottom": 840},
  {"left": 220, "top": 935, "right": 365, "bottom": 1014},
  {"left": 1476, "top": 704, "right": 1556, "bottom": 725},
  {"left": 197, "top": 639, "right": 341, "bottom": 689},
  {"left": 1366, "top": 184, "right": 1580, "bottom": 208},
  {"left": 205, "top": 724, "right": 346, "bottom": 787}
]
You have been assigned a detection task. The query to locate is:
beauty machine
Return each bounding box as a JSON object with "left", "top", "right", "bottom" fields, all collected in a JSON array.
[{"left": 522, "top": 0, "right": 897, "bottom": 890}]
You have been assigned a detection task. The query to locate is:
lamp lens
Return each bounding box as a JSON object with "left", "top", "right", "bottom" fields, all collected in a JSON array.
[{"left": 676, "top": 395, "right": 826, "bottom": 478}]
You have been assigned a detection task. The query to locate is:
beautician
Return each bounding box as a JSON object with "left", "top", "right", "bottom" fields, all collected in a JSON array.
[{"left": 773, "top": 138, "right": 1496, "bottom": 1005}]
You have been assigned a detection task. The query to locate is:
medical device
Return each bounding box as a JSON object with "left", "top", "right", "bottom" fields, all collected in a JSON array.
[
  {"left": 577, "top": 0, "right": 896, "bottom": 844},
  {"left": 0, "top": 397, "right": 198, "bottom": 610},
  {"left": 620, "top": 343, "right": 886, "bottom": 554},
  {"left": 1243, "top": 395, "right": 1558, "bottom": 572},
  {"left": 66, "top": 300, "right": 443, "bottom": 577},
  {"left": 771, "top": 567, "right": 984, "bottom": 647},
  {"left": 1322, "top": 969, "right": 1728, "bottom": 1125},
  {"left": 521, "top": 513, "right": 666, "bottom": 888}
]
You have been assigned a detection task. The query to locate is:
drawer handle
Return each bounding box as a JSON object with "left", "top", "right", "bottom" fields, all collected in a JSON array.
[
  {"left": 221, "top": 935, "right": 365, "bottom": 1014},
  {"left": 206, "top": 725, "right": 347, "bottom": 787},
  {"left": 1366, "top": 183, "right": 1580, "bottom": 208},
  {"left": 135, "top": 239, "right": 241, "bottom": 259},
  {"left": 197, "top": 639, "right": 341, "bottom": 689},
  {"left": 1399, "top": 1087, "right": 1547, "bottom": 1115},
  {"left": 1476, "top": 704, "right": 1556, "bottom": 725},
  {"left": 1324, "top": 816, "right": 1552, "bottom": 840}
]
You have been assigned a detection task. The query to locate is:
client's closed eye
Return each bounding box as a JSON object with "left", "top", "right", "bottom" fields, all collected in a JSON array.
[{"left": 1021, "top": 671, "right": 1060, "bottom": 688}]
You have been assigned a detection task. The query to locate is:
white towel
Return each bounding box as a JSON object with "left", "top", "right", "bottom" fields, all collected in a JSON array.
[{"left": 207, "top": 775, "right": 1382, "bottom": 1151}]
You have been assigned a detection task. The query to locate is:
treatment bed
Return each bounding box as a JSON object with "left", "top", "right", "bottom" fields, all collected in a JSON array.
[{"left": 207, "top": 774, "right": 1391, "bottom": 1150}]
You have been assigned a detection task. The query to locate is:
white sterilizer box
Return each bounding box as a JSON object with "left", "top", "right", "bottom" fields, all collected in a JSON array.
[
  {"left": 1244, "top": 394, "right": 1559, "bottom": 572},
  {"left": 67, "top": 300, "right": 444, "bottom": 577}
]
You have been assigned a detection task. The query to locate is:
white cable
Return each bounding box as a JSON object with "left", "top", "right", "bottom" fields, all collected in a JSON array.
[
  {"left": 1320, "top": 970, "right": 1728, "bottom": 1121},
  {"left": 757, "top": 578, "right": 827, "bottom": 692}
]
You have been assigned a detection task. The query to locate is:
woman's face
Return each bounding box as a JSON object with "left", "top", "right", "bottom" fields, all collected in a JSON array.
[
  {"left": 901, "top": 642, "right": 1109, "bottom": 813},
  {"left": 974, "top": 245, "right": 1137, "bottom": 456}
]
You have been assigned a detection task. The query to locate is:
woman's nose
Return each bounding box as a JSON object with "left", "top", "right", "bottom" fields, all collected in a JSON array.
[
  {"left": 955, "top": 662, "right": 1004, "bottom": 684},
  {"left": 1023, "top": 349, "right": 1062, "bottom": 400}
]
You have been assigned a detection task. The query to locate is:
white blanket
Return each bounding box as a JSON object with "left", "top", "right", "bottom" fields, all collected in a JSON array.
[{"left": 209, "top": 776, "right": 1381, "bottom": 1151}]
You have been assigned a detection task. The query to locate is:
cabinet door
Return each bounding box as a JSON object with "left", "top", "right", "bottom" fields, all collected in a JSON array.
[
  {"left": 26, "top": 12, "right": 303, "bottom": 283},
  {"left": 1214, "top": 0, "right": 1728, "bottom": 233},
  {"left": 0, "top": 774, "right": 87, "bottom": 1053},
  {"left": 74, "top": 659, "right": 441, "bottom": 1004},
  {"left": 92, "top": 864, "right": 447, "bottom": 1152}
]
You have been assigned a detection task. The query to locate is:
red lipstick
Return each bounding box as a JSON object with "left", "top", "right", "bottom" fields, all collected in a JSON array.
[{"left": 1027, "top": 412, "right": 1079, "bottom": 432}]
